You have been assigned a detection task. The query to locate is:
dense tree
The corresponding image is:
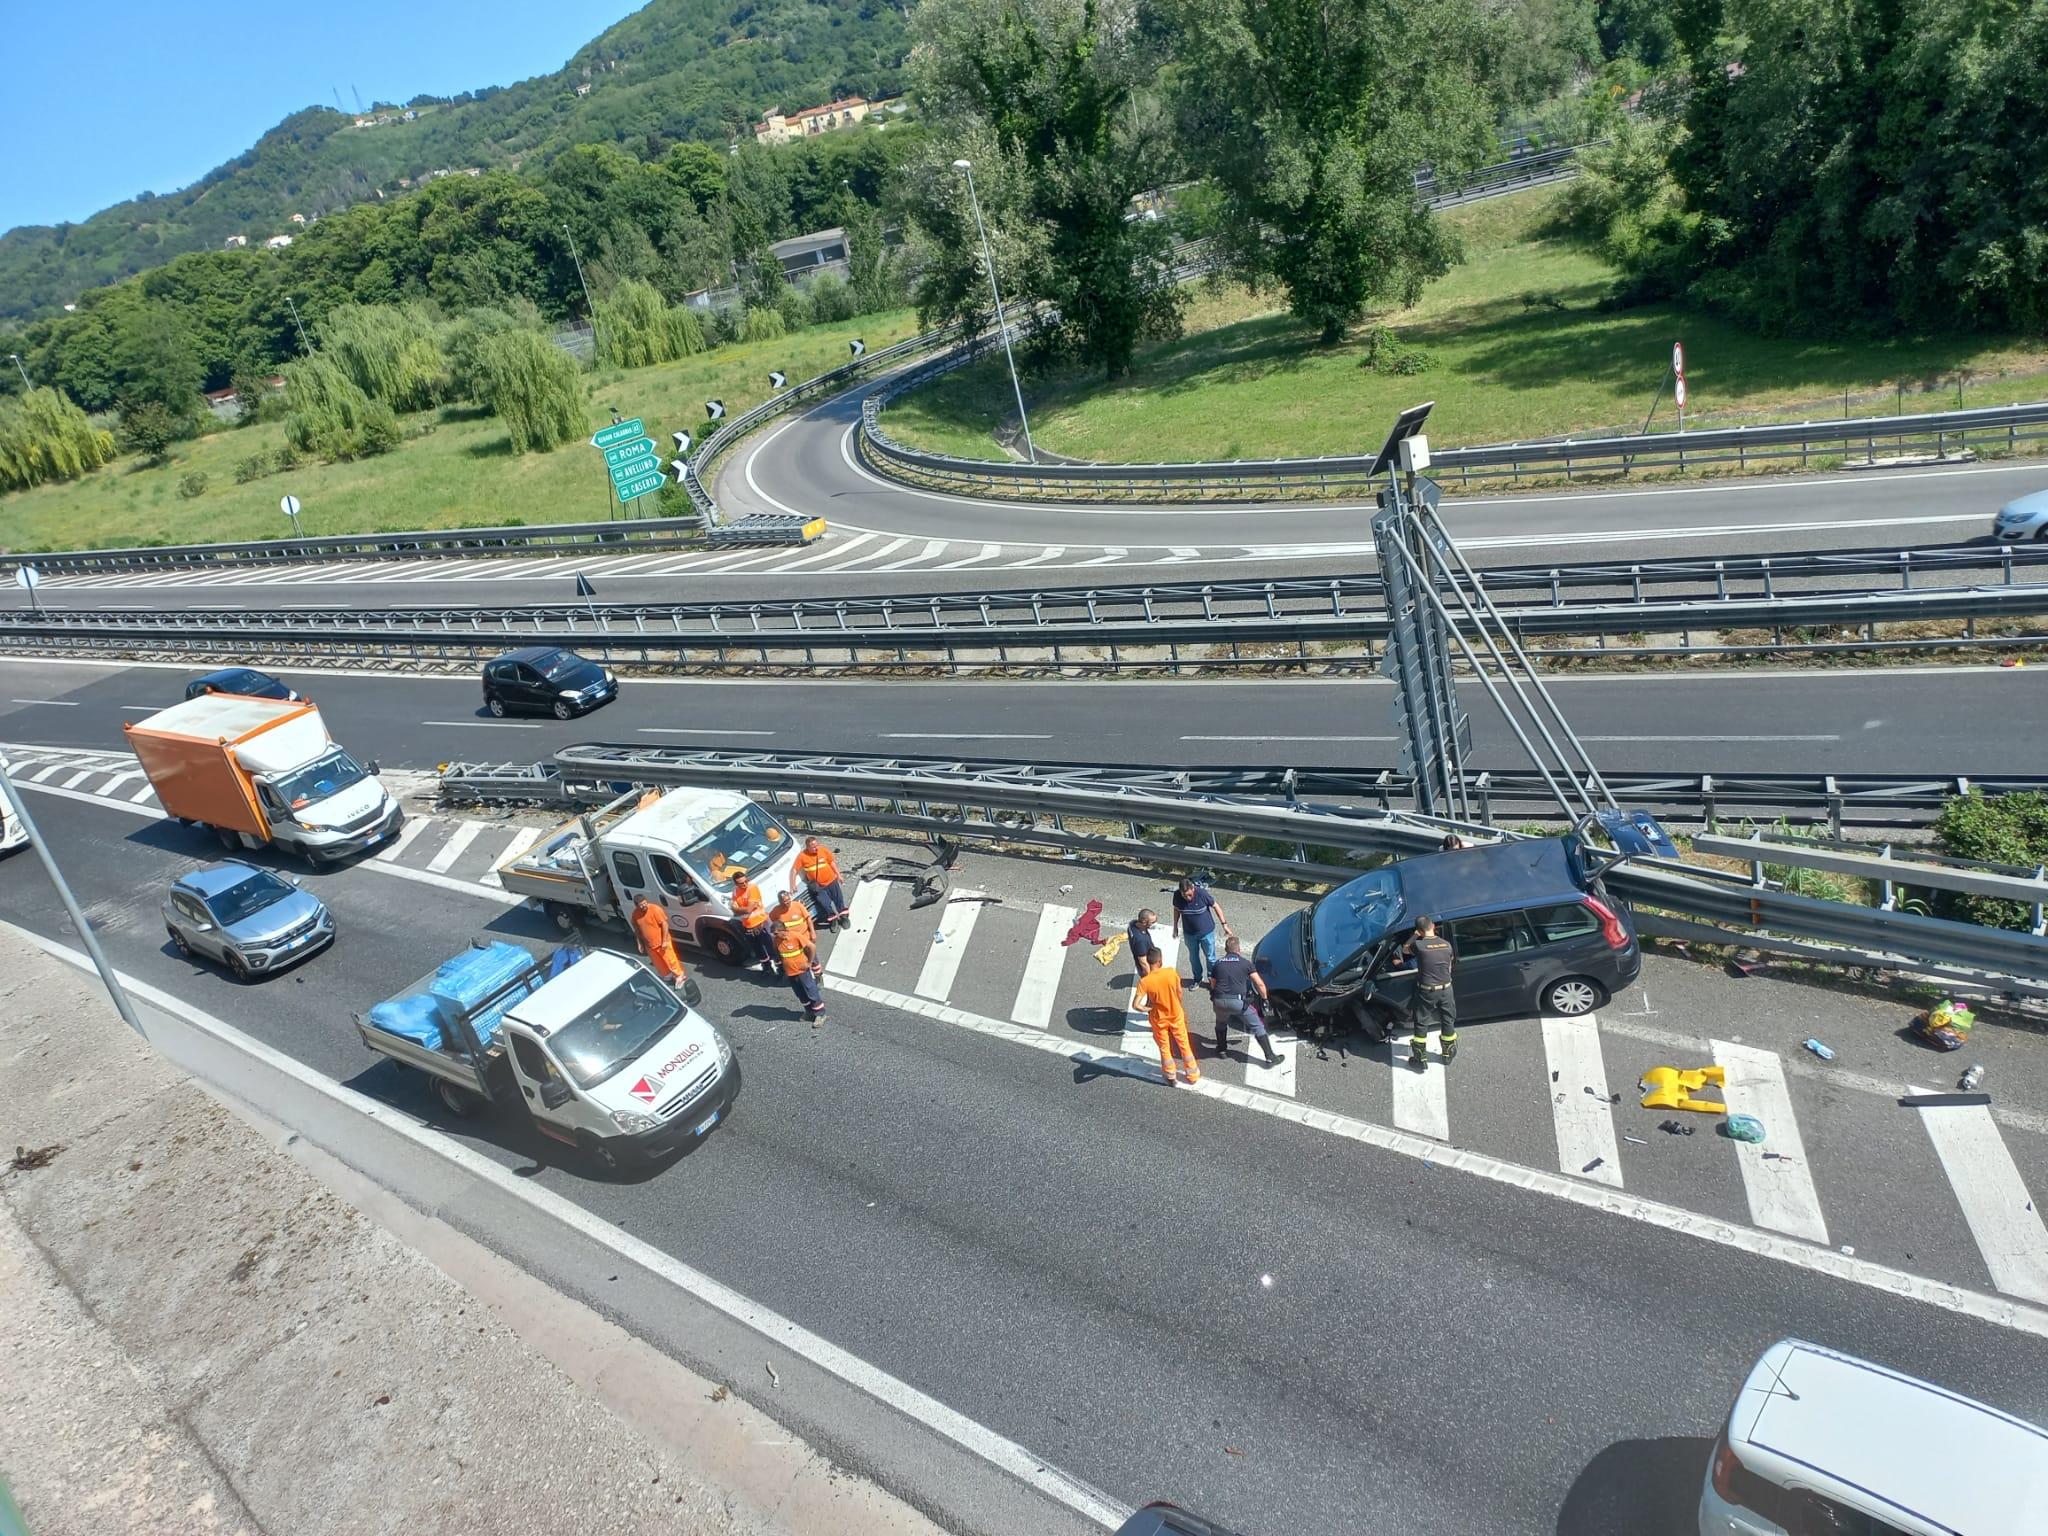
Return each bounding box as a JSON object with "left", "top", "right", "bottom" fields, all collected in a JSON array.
[
  {"left": 282, "top": 355, "right": 402, "bottom": 461},
  {"left": 473, "top": 329, "right": 586, "bottom": 453},
  {"left": 319, "top": 303, "right": 449, "bottom": 413},
  {"left": 904, "top": 0, "right": 1184, "bottom": 378},
  {"left": 0, "top": 387, "right": 117, "bottom": 491},
  {"left": 594, "top": 278, "right": 708, "bottom": 367},
  {"left": 109, "top": 304, "right": 206, "bottom": 426},
  {"left": 1169, "top": 0, "right": 1505, "bottom": 343}
]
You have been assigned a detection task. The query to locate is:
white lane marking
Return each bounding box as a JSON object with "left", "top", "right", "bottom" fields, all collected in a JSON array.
[
  {"left": 7, "top": 922, "right": 1128, "bottom": 1534},
  {"left": 1541, "top": 1016, "right": 1623, "bottom": 1188},
  {"left": 1714, "top": 1040, "right": 1829, "bottom": 1245},
  {"left": 878, "top": 732, "right": 1053, "bottom": 741},
  {"left": 702, "top": 548, "right": 807, "bottom": 575},
  {"left": 419, "top": 719, "right": 544, "bottom": 729},
  {"left": 1011, "top": 546, "right": 1066, "bottom": 567},
  {"left": 1077, "top": 549, "right": 1125, "bottom": 566},
  {"left": 637, "top": 727, "right": 778, "bottom": 736},
  {"left": 1917, "top": 1099, "right": 2048, "bottom": 1304},
  {"left": 1010, "top": 904, "right": 1077, "bottom": 1029},
  {"left": 1122, "top": 927, "right": 1179, "bottom": 1063},
  {"left": 833, "top": 535, "right": 912, "bottom": 570},
  {"left": 60, "top": 770, "right": 97, "bottom": 789},
  {"left": 1391, "top": 1031, "right": 1451, "bottom": 1141},
  {"left": 370, "top": 857, "right": 521, "bottom": 904},
  {"left": 425, "top": 818, "right": 485, "bottom": 875},
  {"left": 129, "top": 781, "right": 160, "bottom": 804},
  {"left": 817, "top": 968, "right": 2048, "bottom": 1342},
  {"left": 825, "top": 878, "right": 889, "bottom": 978},
  {"left": 1165, "top": 547, "right": 1200, "bottom": 563},
  {"left": 96, "top": 770, "right": 144, "bottom": 795},
  {"left": 875, "top": 539, "right": 949, "bottom": 572},
  {"left": 13, "top": 779, "right": 162, "bottom": 818},
  {"left": 737, "top": 414, "right": 811, "bottom": 518},
  {"left": 1572, "top": 741, "right": 1851, "bottom": 749},
  {"left": 483, "top": 825, "right": 542, "bottom": 887},
  {"left": 935, "top": 543, "right": 1003, "bottom": 571},
  {"left": 1179, "top": 741, "right": 1400, "bottom": 749},
  {"left": 9, "top": 699, "right": 78, "bottom": 706},
  {"left": 768, "top": 531, "right": 877, "bottom": 572},
  {"left": 1240, "top": 1030, "right": 1297, "bottom": 1098},
  {"left": 323, "top": 558, "right": 445, "bottom": 584},
  {"left": 29, "top": 762, "right": 73, "bottom": 782},
  {"left": 914, "top": 890, "right": 985, "bottom": 1002},
  {"left": 375, "top": 816, "right": 433, "bottom": 863}
]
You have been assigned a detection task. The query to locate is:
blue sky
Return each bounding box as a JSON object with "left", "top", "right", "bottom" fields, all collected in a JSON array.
[{"left": 1, "top": 1, "right": 638, "bottom": 231}]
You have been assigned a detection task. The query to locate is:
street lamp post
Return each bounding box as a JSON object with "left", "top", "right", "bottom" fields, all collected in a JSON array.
[
  {"left": 953, "top": 158, "right": 1035, "bottom": 464},
  {"left": 7, "top": 353, "right": 29, "bottom": 389},
  {"left": 563, "top": 223, "right": 604, "bottom": 366},
  {"left": 283, "top": 295, "right": 313, "bottom": 357}
]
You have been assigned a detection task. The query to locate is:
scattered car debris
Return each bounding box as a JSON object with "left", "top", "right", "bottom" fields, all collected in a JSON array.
[{"left": 10, "top": 1143, "right": 62, "bottom": 1172}]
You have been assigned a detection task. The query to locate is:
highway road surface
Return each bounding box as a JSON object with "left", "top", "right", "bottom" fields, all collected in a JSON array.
[{"left": 4, "top": 745, "right": 2047, "bottom": 1535}]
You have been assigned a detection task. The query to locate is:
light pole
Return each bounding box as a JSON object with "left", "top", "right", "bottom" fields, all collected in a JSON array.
[
  {"left": 562, "top": 223, "right": 603, "bottom": 366},
  {"left": 953, "top": 158, "right": 1034, "bottom": 464},
  {"left": 7, "top": 353, "right": 29, "bottom": 389},
  {"left": 283, "top": 295, "right": 313, "bottom": 357}
]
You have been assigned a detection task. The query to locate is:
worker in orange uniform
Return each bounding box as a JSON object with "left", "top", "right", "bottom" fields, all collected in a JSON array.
[
  {"left": 770, "top": 888, "right": 816, "bottom": 957},
  {"left": 795, "top": 836, "right": 851, "bottom": 929},
  {"left": 728, "top": 868, "right": 775, "bottom": 978},
  {"left": 1134, "top": 958, "right": 1201, "bottom": 1087},
  {"left": 630, "top": 895, "right": 686, "bottom": 985},
  {"left": 775, "top": 923, "right": 827, "bottom": 1023}
]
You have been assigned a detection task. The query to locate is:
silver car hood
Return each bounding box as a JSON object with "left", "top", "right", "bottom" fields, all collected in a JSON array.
[{"left": 221, "top": 888, "right": 326, "bottom": 945}]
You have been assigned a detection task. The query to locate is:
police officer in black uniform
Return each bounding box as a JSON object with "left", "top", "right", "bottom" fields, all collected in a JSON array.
[
  {"left": 1403, "top": 915, "right": 1458, "bottom": 1069},
  {"left": 1206, "top": 936, "right": 1284, "bottom": 1067}
]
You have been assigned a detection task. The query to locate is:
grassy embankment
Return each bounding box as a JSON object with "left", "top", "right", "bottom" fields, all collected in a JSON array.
[
  {"left": 0, "top": 311, "right": 920, "bottom": 553},
  {"left": 882, "top": 184, "right": 2048, "bottom": 463}
]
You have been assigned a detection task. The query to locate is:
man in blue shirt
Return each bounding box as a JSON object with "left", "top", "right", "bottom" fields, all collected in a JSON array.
[{"left": 1171, "top": 876, "right": 1227, "bottom": 987}]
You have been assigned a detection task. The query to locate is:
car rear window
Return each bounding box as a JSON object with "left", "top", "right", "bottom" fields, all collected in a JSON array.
[{"left": 1529, "top": 902, "right": 1600, "bottom": 943}]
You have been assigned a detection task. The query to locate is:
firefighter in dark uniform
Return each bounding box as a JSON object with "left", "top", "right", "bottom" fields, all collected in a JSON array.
[{"left": 1404, "top": 915, "right": 1458, "bottom": 1069}]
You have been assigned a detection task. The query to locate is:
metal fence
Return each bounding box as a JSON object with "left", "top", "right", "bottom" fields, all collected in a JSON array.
[
  {"left": 1, "top": 582, "right": 2042, "bottom": 675},
  {"left": 536, "top": 744, "right": 2048, "bottom": 994},
  {"left": 860, "top": 393, "right": 2048, "bottom": 502}
]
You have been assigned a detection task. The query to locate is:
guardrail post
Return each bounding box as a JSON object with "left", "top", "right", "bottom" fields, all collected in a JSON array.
[
  {"left": 1825, "top": 777, "right": 1843, "bottom": 838},
  {"left": 1701, "top": 774, "right": 1716, "bottom": 830},
  {"left": 1475, "top": 772, "right": 1493, "bottom": 826}
]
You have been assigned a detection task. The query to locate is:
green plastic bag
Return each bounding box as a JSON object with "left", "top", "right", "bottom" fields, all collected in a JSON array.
[{"left": 1722, "top": 1113, "right": 1767, "bottom": 1143}]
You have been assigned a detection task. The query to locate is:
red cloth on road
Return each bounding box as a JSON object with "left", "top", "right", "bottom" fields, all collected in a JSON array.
[{"left": 1061, "top": 900, "right": 1104, "bottom": 947}]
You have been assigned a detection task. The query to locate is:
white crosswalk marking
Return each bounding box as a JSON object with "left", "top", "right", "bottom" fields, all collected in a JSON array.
[
  {"left": 825, "top": 878, "right": 889, "bottom": 977},
  {"left": 1713, "top": 1040, "right": 1828, "bottom": 1244},
  {"left": 483, "top": 825, "right": 542, "bottom": 886},
  {"left": 425, "top": 819, "right": 485, "bottom": 874},
  {"left": 1917, "top": 1099, "right": 2048, "bottom": 1304},
  {"left": 1541, "top": 1016, "right": 1623, "bottom": 1187},
  {"left": 375, "top": 816, "right": 432, "bottom": 863},
  {"left": 1241, "top": 1032, "right": 1297, "bottom": 1097},
  {"left": 1011, "top": 903, "right": 1077, "bottom": 1028},
  {"left": 877, "top": 538, "right": 948, "bottom": 571},
  {"left": 28, "top": 763, "right": 71, "bottom": 783},
  {"left": 60, "top": 770, "right": 96, "bottom": 790},
  {"left": 1391, "top": 1032, "right": 1451, "bottom": 1141},
  {"left": 129, "top": 781, "right": 160, "bottom": 804},
  {"left": 914, "top": 890, "right": 985, "bottom": 1001},
  {"left": 1121, "top": 926, "right": 1178, "bottom": 1062}
]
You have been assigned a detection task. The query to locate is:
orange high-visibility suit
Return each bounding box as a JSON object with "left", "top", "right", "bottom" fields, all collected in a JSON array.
[
  {"left": 630, "top": 898, "right": 685, "bottom": 983},
  {"left": 795, "top": 844, "right": 839, "bottom": 887},
  {"left": 1134, "top": 965, "right": 1200, "bottom": 1085},
  {"left": 770, "top": 896, "right": 815, "bottom": 949}
]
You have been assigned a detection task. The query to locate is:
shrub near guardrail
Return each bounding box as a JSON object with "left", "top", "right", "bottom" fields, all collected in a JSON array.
[{"left": 1935, "top": 791, "right": 2048, "bottom": 931}]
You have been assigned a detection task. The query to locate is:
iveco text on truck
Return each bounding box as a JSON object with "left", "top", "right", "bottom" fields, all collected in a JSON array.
[
  {"left": 495, "top": 786, "right": 804, "bottom": 962},
  {"left": 125, "top": 694, "right": 402, "bottom": 863}
]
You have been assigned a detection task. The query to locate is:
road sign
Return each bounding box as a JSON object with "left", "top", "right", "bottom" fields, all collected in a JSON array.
[
  {"left": 602, "top": 437, "right": 658, "bottom": 467},
  {"left": 705, "top": 399, "right": 726, "bottom": 420},
  {"left": 590, "top": 418, "right": 645, "bottom": 449},
  {"left": 769, "top": 370, "right": 787, "bottom": 390},
  {"left": 1672, "top": 342, "right": 1687, "bottom": 410},
  {"left": 280, "top": 494, "right": 301, "bottom": 519},
  {"left": 608, "top": 454, "right": 659, "bottom": 488},
  {"left": 849, "top": 338, "right": 866, "bottom": 358},
  {"left": 614, "top": 471, "right": 664, "bottom": 501},
  {"left": 14, "top": 565, "right": 39, "bottom": 590}
]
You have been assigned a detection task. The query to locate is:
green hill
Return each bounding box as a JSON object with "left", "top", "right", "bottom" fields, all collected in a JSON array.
[{"left": 0, "top": 0, "right": 907, "bottom": 320}]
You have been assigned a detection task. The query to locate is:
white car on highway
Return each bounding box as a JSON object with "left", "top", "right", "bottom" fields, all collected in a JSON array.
[{"left": 1993, "top": 487, "right": 2048, "bottom": 541}]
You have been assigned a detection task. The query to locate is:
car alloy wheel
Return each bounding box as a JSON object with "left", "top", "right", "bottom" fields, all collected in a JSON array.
[
  {"left": 167, "top": 925, "right": 190, "bottom": 957},
  {"left": 487, "top": 696, "right": 507, "bottom": 717},
  {"left": 1544, "top": 977, "right": 1602, "bottom": 1016},
  {"left": 553, "top": 700, "right": 574, "bottom": 720},
  {"left": 227, "top": 952, "right": 253, "bottom": 982}
]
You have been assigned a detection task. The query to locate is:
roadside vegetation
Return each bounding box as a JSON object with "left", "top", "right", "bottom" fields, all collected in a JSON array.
[{"left": 881, "top": 184, "right": 2048, "bottom": 464}]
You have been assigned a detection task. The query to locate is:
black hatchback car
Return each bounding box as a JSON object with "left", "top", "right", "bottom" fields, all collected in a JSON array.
[
  {"left": 185, "top": 667, "right": 299, "bottom": 702},
  {"left": 481, "top": 646, "right": 618, "bottom": 719},
  {"left": 1255, "top": 835, "right": 1641, "bottom": 1032}
]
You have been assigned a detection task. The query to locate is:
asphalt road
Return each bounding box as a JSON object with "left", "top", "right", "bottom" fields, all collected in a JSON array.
[
  {"left": 4, "top": 657, "right": 2042, "bottom": 781},
  {"left": 7, "top": 781, "right": 2048, "bottom": 1536}
]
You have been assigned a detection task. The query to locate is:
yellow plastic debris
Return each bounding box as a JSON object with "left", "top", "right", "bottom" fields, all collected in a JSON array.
[
  {"left": 1094, "top": 933, "right": 1127, "bottom": 965},
  {"left": 1639, "top": 1064, "right": 1728, "bottom": 1114}
]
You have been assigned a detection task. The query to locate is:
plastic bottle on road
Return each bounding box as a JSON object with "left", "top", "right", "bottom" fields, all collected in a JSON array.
[
  {"left": 1960, "top": 1064, "right": 1985, "bottom": 1092},
  {"left": 1802, "top": 1039, "right": 1835, "bottom": 1061}
]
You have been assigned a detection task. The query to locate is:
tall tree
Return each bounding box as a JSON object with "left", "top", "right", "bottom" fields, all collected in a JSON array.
[
  {"left": 904, "top": 0, "right": 1184, "bottom": 378},
  {"left": 1169, "top": 0, "right": 1505, "bottom": 342}
]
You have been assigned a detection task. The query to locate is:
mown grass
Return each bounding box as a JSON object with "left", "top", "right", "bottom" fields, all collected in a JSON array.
[
  {"left": 882, "top": 184, "right": 2048, "bottom": 463},
  {"left": 0, "top": 310, "right": 920, "bottom": 552}
]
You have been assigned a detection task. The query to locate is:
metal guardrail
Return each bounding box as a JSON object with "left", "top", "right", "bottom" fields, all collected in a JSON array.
[
  {"left": 861, "top": 389, "right": 2048, "bottom": 502},
  {"left": 435, "top": 750, "right": 2048, "bottom": 833},
  {"left": 1, "top": 583, "right": 2042, "bottom": 675},
  {"left": 7, "top": 540, "right": 2040, "bottom": 639},
  {"left": 539, "top": 745, "right": 2048, "bottom": 994}
]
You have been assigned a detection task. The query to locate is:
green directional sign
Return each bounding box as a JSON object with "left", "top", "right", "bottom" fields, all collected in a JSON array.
[
  {"left": 602, "top": 437, "right": 658, "bottom": 467},
  {"left": 591, "top": 418, "right": 645, "bottom": 449},
  {"left": 608, "top": 452, "right": 659, "bottom": 488},
  {"left": 614, "top": 470, "right": 665, "bottom": 501}
]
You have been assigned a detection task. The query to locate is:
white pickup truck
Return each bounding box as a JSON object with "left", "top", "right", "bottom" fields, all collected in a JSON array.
[
  {"left": 495, "top": 786, "right": 805, "bottom": 963},
  {"left": 356, "top": 940, "right": 738, "bottom": 1169}
]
